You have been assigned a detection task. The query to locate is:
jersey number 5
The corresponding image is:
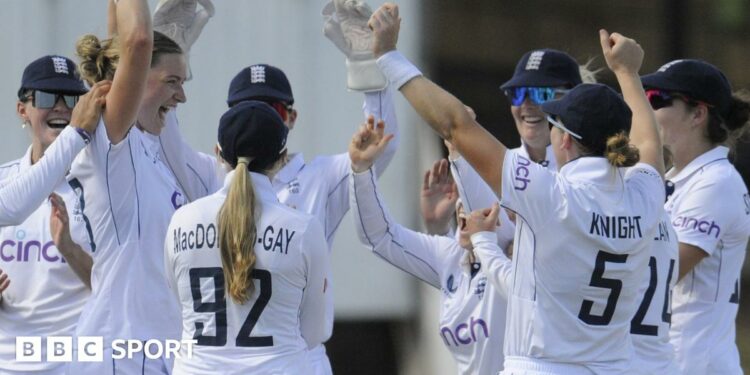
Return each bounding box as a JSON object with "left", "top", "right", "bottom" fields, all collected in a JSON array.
[
  {"left": 189, "top": 267, "right": 274, "bottom": 347},
  {"left": 578, "top": 250, "right": 628, "bottom": 325}
]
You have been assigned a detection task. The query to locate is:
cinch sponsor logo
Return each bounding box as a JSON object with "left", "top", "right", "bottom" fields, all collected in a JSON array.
[
  {"left": 173, "top": 223, "right": 217, "bottom": 253},
  {"left": 514, "top": 156, "right": 532, "bottom": 191},
  {"left": 440, "top": 316, "right": 488, "bottom": 347},
  {"left": 171, "top": 191, "right": 185, "bottom": 210},
  {"left": 672, "top": 216, "right": 721, "bottom": 239},
  {"left": 0, "top": 230, "right": 64, "bottom": 263}
]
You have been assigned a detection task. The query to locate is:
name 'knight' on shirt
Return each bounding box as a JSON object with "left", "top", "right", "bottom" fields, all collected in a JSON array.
[{"left": 588, "top": 212, "right": 643, "bottom": 239}]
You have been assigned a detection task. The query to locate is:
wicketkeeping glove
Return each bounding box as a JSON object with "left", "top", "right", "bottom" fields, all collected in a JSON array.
[
  {"left": 153, "top": 0, "right": 215, "bottom": 80},
  {"left": 323, "top": 0, "right": 387, "bottom": 92}
]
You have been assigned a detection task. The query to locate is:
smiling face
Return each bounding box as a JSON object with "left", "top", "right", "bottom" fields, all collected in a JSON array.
[
  {"left": 510, "top": 97, "right": 551, "bottom": 152},
  {"left": 17, "top": 91, "right": 75, "bottom": 162},
  {"left": 137, "top": 53, "right": 187, "bottom": 134}
]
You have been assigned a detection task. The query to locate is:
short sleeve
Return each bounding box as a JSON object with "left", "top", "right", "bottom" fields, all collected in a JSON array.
[
  {"left": 670, "top": 178, "right": 739, "bottom": 255},
  {"left": 499, "top": 150, "right": 560, "bottom": 227}
]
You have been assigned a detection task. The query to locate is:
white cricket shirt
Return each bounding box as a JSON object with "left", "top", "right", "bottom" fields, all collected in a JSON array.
[
  {"left": 0, "top": 146, "right": 92, "bottom": 373},
  {"left": 165, "top": 171, "right": 329, "bottom": 374},
  {"left": 351, "top": 168, "right": 506, "bottom": 375},
  {"left": 499, "top": 153, "right": 664, "bottom": 373},
  {"left": 68, "top": 118, "right": 186, "bottom": 347},
  {"left": 665, "top": 146, "right": 750, "bottom": 375}
]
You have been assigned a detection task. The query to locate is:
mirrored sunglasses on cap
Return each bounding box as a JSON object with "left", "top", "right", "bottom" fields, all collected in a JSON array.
[
  {"left": 645, "top": 89, "right": 714, "bottom": 111},
  {"left": 504, "top": 87, "right": 570, "bottom": 106},
  {"left": 546, "top": 115, "right": 582, "bottom": 139},
  {"left": 23, "top": 90, "right": 79, "bottom": 109}
]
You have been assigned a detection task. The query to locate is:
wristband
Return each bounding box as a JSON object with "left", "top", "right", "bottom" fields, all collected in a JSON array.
[
  {"left": 74, "top": 127, "right": 92, "bottom": 145},
  {"left": 376, "top": 50, "right": 422, "bottom": 90}
]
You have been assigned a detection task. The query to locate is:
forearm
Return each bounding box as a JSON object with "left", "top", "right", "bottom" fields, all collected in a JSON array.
[
  {"left": 108, "top": 0, "right": 117, "bottom": 36},
  {"left": 471, "top": 231, "right": 512, "bottom": 298},
  {"left": 615, "top": 70, "right": 664, "bottom": 175},
  {"left": 57, "top": 241, "right": 93, "bottom": 289},
  {"left": 0, "top": 127, "right": 84, "bottom": 226},
  {"left": 116, "top": 0, "right": 152, "bottom": 44},
  {"left": 366, "top": 87, "right": 399, "bottom": 176}
]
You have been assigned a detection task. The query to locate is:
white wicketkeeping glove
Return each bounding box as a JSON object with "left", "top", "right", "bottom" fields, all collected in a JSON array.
[
  {"left": 322, "top": 0, "right": 387, "bottom": 92},
  {"left": 153, "top": 0, "right": 215, "bottom": 80}
]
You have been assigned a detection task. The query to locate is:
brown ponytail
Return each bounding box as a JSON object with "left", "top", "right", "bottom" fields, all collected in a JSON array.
[
  {"left": 218, "top": 159, "right": 259, "bottom": 304},
  {"left": 605, "top": 132, "right": 640, "bottom": 167},
  {"left": 75, "top": 34, "right": 120, "bottom": 86},
  {"left": 75, "top": 31, "right": 182, "bottom": 86}
]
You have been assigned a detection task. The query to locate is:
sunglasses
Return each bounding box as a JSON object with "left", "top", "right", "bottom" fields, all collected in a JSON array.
[
  {"left": 24, "top": 90, "right": 79, "bottom": 109},
  {"left": 504, "top": 87, "right": 570, "bottom": 106},
  {"left": 270, "top": 101, "right": 294, "bottom": 122},
  {"left": 645, "top": 89, "right": 713, "bottom": 111}
]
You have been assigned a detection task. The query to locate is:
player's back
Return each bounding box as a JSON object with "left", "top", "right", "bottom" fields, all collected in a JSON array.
[
  {"left": 501, "top": 153, "right": 664, "bottom": 372},
  {"left": 165, "top": 173, "right": 328, "bottom": 374}
]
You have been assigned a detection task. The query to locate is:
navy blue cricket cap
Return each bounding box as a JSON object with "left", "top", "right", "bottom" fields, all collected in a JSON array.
[
  {"left": 500, "top": 49, "right": 582, "bottom": 90},
  {"left": 541, "top": 83, "right": 632, "bottom": 154},
  {"left": 18, "top": 55, "right": 88, "bottom": 98},
  {"left": 227, "top": 64, "right": 294, "bottom": 107},
  {"left": 218, "top": 101, "right": 289, "bottom": 169},
  {"left": 641, "top": 59, "right": 732, "bottom": 118}
]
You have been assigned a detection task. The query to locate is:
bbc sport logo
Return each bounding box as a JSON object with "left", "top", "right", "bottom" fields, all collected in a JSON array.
[{"left": 16, "top": 336, "right": 197, "bottom": 362}]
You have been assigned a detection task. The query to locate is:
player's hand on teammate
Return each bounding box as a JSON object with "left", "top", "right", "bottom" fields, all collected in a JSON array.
[
  {"left": 420, "top": 159, "right": 458, "bottom": 235},
  {"left": 49, "top": 193, "right": 75, "bottom": 251},
  {"left": 599, "top": 29, "right": 644, "bottom": 76},
  {"left": 463, "top": 202, "right": 501, "bottom": 237},
  {"left": 348, "top": 115, "right": 395, "bottom": 173},
  {"left": 368, "top": 3, "right": 400, "bottom": 58},
  {"left": 71, "top": 80, "right": 111, "bottom": 135}
]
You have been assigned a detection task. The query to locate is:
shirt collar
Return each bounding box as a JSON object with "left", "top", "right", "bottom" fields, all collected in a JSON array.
[
  {"left": 559, "top": 156, "right": 620, "bottom": 185},
  {"left": 273, "top": 153, "right": 305, "bottom": 184},
  {"left": 518, "top": 141, "right": 556, "bottom": 170},
  {"left": 221, "top": 170, "right": 279, "bottom": 203},
  {"left": 666, "top": 146, "right": 729, "bottom": 183}
]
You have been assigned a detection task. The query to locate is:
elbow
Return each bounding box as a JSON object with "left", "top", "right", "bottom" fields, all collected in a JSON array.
[{"left": 122, "top": 29, "right": 153, "bottom": 55}]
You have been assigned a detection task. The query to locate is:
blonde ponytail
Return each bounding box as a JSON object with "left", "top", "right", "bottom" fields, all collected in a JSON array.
[
  {"left": 75, "top": 34, "right": 120, "bottom": 86},
  {"left": 218, "top": 158, "right": 259, "bottom": 304},
  {"left": 605, "top": 132, "right": 640, "bottom": 167}
]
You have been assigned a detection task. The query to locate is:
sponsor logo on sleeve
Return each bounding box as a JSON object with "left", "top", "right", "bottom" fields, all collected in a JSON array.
[
  {"left": 513, "top": 156, "right": 532, "bottom": 191},
  {"left": 672, "top": 216, "right": 721, "bottom": 239}
]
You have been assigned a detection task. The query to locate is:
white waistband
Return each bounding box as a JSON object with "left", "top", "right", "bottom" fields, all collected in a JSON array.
[{"left": 503, "top": 356, "right": 595, "bottom": 375}]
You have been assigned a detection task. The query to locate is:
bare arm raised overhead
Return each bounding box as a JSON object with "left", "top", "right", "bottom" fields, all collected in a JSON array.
[
  {"left": 79, "top": 0, "right": 153, "bottom": 144},
  {"left": 600, "top": 30, "right": 664, "bottom": 177},
  {"left": 369, "top": 3, "right": 507, "bottom": 195}
]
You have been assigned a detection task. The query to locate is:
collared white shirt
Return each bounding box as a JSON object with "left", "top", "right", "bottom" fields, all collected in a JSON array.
[
  {"left": 68, "top": 118, "right": 185, "bottom": 348},
  {"left": 165, "top": 171, "right": 329, "bottom": 374},
  {"left": 499, "top": 153, "right": 664, "bottom": 373},
  {"left": 351, "top": 168, "right": 505, "bottom": 375},
  {"left": 665, "top": 146, "right": 750, "bottom": 375},
  {"left": 0, "top": 146, "right": 92, "bottom": 373}
]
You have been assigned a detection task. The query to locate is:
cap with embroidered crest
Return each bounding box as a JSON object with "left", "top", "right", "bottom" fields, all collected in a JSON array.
[
  {"left": 227, "top": 64, "right": 294, "bottom": 106},
  {"left": 18, "top": 55, "right": 88, "bottom": 98},
  {"left": 500, "top": 49, "right": 582, "bottom": 90}
]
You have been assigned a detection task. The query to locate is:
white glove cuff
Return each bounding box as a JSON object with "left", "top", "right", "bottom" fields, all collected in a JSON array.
[
  {"left": 346, "top": 59, "right": 388, "bottom": 92},
  {"left": 376, "top": 50, "right": 422, "bottom": 90}
]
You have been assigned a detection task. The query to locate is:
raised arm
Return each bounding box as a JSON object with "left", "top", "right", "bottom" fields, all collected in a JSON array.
[
  {"left": 465, "top": 204, "right": 513, "bottom": 298},
  {"left": 102, "top": 0, "right": 153, "bottom": 143},
  {"left": 50, "top": 194, "right": 92, "bottom": 289},
  {"left": 600, "top": 30, "right": 664, "bottom": 176},
  {"left": 370, "top": 3, "right": 506, "bottom": 194}
]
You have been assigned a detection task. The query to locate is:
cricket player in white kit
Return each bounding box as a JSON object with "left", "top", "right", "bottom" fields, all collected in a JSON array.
[
  {"left": 0, "top": 56, "right": 108, "bottom": 375},
  {"left": 642, "top": 59, "right": 750, "bottom": 374},
  {"left": 369, "top": 5, "right": 667, "bottom": 372},
  {"left": 65, "top": 0, "right": 214, "bottom": 372},
  {"left": 348, "top": 120, "right": 506, "bottom": 374},
  {"left": 165, "top": 101, "right": 329, "bottom": 374}
]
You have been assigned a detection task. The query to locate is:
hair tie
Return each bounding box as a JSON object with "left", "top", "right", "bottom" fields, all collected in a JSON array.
[{"left": 237, "top": 156, "right": 253, "bottom": 165}]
